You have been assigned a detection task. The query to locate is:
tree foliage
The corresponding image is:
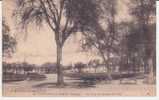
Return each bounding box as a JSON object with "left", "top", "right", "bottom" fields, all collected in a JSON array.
[
  {"left": 14, "top": 0, "right": 100, "bottom": 85},
  {"left": 3, "top": 19, "right": 17, "bottom": 57},
  {"left": 81, "top": 0, "right": 118, "bottom": 79}
]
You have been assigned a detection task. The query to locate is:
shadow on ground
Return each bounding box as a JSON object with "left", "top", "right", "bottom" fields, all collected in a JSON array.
[{"left": 32, "top": 81, "right": 97, "bottom": 89}]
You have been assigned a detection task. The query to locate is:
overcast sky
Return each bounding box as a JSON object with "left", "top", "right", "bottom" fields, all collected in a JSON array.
[{"left": 3, "top": 0, "right": 131, "bottom": 65}]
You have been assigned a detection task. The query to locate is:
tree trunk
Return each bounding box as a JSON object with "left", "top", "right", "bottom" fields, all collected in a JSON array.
[
  {"left": 56, "top": 44, "right": 64, "bottom": 86},
  {"left": 101, "top": 51, "right": 112, "bottom": 81},
  {"left": 106, "top": 51, "right": 112, "bottom": 81},
  {"left": 143, "top": 57, "right": 148, "bottom": 74},
  {"left": 147, "top": 57, "right": 154, "bottom": 84}
]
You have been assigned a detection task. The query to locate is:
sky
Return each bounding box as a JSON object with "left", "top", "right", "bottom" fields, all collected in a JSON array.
[{"left": 3, "top": 0, "right": 131, "bottom": 65}]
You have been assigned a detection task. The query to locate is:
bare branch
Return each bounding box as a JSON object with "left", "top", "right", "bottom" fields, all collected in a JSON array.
[
  {"left": 39, "top": 0, "right": 56, "bottom": 32},
  {"left": 46, "top": 0, "right": 58, "bottom": 26}
]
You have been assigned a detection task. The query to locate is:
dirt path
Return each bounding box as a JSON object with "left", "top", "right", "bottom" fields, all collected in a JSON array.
[{"left": 3, "top": 74, "right": 156, "bottom": 96}]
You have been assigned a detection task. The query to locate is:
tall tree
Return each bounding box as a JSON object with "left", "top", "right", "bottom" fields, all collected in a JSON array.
[
  {"left": 101, "top": 0, "right": 118, "bottom": 80},
  {"left": 81, "top": 0, "right": 117, "bottom": 80},
  {"left": 14, "top": 0, "right": 99, "bottom": 86},
  {"left": 129, "top": 0, "right": 156, "bottom": 83}
]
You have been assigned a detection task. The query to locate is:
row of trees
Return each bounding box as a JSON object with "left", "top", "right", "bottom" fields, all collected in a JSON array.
[
  {"left": 3, "top": 0, "right": 155, "bottom": 86},
  {"left": 125, "top": 0, "right": 156, "bottom": 83},
  {"left": 81, "top": 0, "right": 155, "bottom": 83}
]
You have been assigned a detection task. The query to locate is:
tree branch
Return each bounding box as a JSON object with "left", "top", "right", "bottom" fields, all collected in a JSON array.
[
  {"left": 39, "top": 0, "right": 56, "bottom": 32},
  {"left": 62, "top": 25, "right": 76, "bottom": 45},
  {"left": 62, "top": 17, "right": 70, "bottom": 34},
  {"left": 58, "top": 0, "right": 65, "bottom": 26},
  {"left": 46, "top": 0, "right": 58, "bottom": 26}
]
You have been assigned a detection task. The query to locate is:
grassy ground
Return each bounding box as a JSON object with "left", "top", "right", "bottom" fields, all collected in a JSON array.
[{"left": 3, "top": 74, "right": 156, "bottom": 96}]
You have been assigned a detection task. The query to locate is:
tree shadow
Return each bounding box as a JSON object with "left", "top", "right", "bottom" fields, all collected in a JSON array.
[
  {"left": 32, "top": 82, "right": 58, "bottom": 88},
  {"left": 32, "top": 81, "right": 96, "bottom": 89}
]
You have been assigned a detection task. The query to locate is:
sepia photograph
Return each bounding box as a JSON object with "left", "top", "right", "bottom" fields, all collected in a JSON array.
[{"left": 2, "top": 0, "right": 156, "bottom": 96}]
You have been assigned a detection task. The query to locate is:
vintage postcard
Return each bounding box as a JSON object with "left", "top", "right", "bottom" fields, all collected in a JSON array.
[{"left": 2, "top": 0, "right": 156, "bottom": 96}]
